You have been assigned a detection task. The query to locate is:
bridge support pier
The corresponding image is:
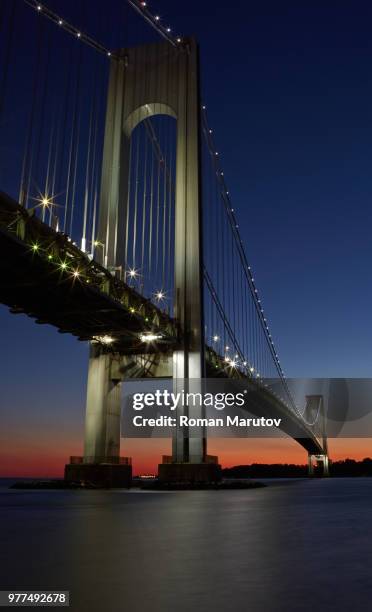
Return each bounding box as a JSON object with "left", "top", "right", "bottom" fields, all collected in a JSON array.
[
  {"left": 64, "top": 345, "right": 132, "bottom": 487},
  {"left": 308, "top": 454, "right": 314, "bottom": 476},
  {"left": 308, "top": 453, "right": 330, "bottom": 477},
  {"left": 318, "top": 454, "right": 330, "bottom": 477}
]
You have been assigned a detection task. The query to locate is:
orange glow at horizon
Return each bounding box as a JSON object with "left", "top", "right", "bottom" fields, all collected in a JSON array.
[{"left": 0, "top": 435, "right": 371, "bottom": 478}]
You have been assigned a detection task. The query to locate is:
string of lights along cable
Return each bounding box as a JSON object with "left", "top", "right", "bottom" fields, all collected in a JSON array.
[{"left": 0, "top": 0, "right": 304, "bottom": 417}]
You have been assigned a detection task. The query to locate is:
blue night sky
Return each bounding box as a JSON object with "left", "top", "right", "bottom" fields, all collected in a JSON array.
[{"left": 1, "top": 0, "right": 372, "bottom": 472}]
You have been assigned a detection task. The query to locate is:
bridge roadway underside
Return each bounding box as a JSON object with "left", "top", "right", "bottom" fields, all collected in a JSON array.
[
  {"left": 206, "top": 358, "right": 324, "bottom": 456},
  {"left": 241, "top": 385, "right": 323, "bottom": 455},
  {"left": 0, "top": 192, "right": 177, "bottom": 354}
]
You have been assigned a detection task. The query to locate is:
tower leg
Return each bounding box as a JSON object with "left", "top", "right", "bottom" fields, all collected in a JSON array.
[
  {"left": 83, "top": 345, "right": 121, "bottom": 462},
  {"left": 158, "top": 40, "right": 221, "bottom": 484},
  {"left": 64, "top": 345, "right": 131, "bottom": 487},
  {"left": 158, "top": 356, "right": 221, "bottom": 484},
  {"left": 322, "top": 454, "right": 330, "bottom": 477},
  {"left": 308, "top": 454, "right": 314, "bottom": 476}
]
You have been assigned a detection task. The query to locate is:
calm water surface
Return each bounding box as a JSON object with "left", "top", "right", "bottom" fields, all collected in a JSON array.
[{"left": 0, "top": 478, "right": 371, "bottom": 612}]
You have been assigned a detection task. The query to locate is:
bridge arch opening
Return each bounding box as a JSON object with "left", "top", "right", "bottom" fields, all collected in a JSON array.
[
  {"left": 121, "top": 112, "right": 177, "bottom": 314},
  {"left": 123, "top": 103, "right": 177, "bottom": 137}
]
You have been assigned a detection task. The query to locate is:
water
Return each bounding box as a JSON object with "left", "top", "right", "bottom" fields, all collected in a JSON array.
[{"left": 0, "top": 478, "right": 371, "bottom": 611}]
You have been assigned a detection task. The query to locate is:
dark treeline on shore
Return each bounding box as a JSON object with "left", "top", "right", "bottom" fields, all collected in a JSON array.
[{"left": 222, "top": 458, "right": 372, "bottom": 478}]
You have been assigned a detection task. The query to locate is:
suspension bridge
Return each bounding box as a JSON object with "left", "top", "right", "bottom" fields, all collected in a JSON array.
[{"left": 0, "top": 0, "right": 329, "bottom": 484}]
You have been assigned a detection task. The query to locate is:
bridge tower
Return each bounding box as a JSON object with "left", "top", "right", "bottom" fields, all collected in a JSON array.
[
  {"left": 305, "top": 395, "right": 330, "bottom": 477},
  {"left": 65, "top": 39, "right": 220, "bottom": 485}
]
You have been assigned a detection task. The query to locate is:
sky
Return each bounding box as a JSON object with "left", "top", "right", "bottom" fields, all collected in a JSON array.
[{"left": 1, "top": 0, "right": 372, "bottom": 476}]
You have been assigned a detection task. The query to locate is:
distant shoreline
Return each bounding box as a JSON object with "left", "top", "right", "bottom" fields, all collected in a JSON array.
[
  {"left": 222, "top": 458, "right": 372, "bottom": 478},
  {"left": 2, "top": 458, "right": 372, "bottom": 482}
]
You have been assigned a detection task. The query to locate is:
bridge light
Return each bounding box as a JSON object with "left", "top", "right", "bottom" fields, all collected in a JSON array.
[
  {"left": 140, "top": 333, "right": 162, "bottom": 343},
  {"left": 141, "top": 1, "right": 147, "bottom": 6},
  {"left": 93, "top": 335, "right": 114, "bottom": 345},
  {"left": 155, "top": 15, "right": 160, "bottom": 20},
  {"left": 77, "top": 32, "right": 81, "bottom": 38},
  {"left": 166, "top": 27, "right": 171, "bottom": 32},
  {"left": 130, "top": 307, "right": 135, "bottom": 313},
  {"left": 213, "top": 335, "right": 219, "bottom": 342},
  {"left": 32, "top": 243, "right": 39, "bottom": 252},
  {"left": 107, "top": 51, "right": 111, "bottom": 57},
  {"left": 250, "top": 367, "right": 254, "bottom": 372},
  {"left": 48, "top": 254, "right": 53, "bottom": 260},
  {"left": 37, "top": 5, "right": 41, "bottom": 10},
  {"left": 58, "top": 19, "right": 63, "bottom": 25},
  {"left": 60, "top": 262, "right": 68, "bottom": 270},
  {"left": 128, "top": 268, "right": 138, "bottom": 279},
  {"left": 33, "top": 193, "right": 57, "bottom": 210},
  {"left": 72, "top": 270, "right": 80, "bottom": 278},
  {"left": 243, "top": 362, "right": 247, "bottom": 366},
  {"left": 155, "top": 290, "right": 165, "bottom": 301},
  {"left": 225, "top": 346, "right": 229, "bottom": 351},
  {"left": 177, "top": 38, "right": 182, "bottom": 43}
]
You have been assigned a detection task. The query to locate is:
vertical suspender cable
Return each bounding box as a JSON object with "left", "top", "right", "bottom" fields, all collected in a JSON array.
[
  {"left": 148, "top": 135, "right": 154, "bottom": 276},
  {"left": 43, "top": 121, "right": 55, "bottom": 222},
  {"left": 132, "top": 124, "right": 140, "bottom": 267},
  {"left": 155, "top": 135, "right": 161, "bottom": 277},
  {"left": 32, "top": 26, "right": 51, "bottom": 214},
  {"left": 162, "top": 132, "right": 168, "bottom": 290},
  {"left": 64, "top": 42, "right": 82, "bottom": 233},
  {"left": 81, "top": 68, "right": 96, "bottom": 250},
  {"left": 69, "top": 44, "right": 84, "bottom": 238},
  {"left": 141, "top": 124, "right": 148, "bottom": 285},
  {"left": 18, "top": 15, "right": 43, "bottom": 206},
  {"left": 124, "top": 136, "right": 132, "bottom": 271},
  {"left": 167, "top": 145, "right": 173, "bottom": 295}
]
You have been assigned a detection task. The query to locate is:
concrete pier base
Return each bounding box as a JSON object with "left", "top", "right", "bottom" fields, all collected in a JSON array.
[
  {"left": 64, "top": 462, "right": 132, "bottom": 488},
  {"left": 158, "top": 463, "right": 222, "bottom": 484}
]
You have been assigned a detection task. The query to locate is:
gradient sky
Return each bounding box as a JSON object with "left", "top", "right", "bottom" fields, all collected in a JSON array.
[{"left": 1, "top": 0, "right": 372, "bottom": 476}]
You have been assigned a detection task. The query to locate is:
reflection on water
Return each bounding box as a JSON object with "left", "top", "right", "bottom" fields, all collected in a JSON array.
[{"left": 1, "top": 479, "right": 372, "bottom": 612}]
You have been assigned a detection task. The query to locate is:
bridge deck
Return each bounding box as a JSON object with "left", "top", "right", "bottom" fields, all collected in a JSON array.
[
  {"left": 206, "top": 351, "right": 324, "bottom": 456},
  {"left": 0, "top": 192, "right": 178, "bottom": 354}
]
